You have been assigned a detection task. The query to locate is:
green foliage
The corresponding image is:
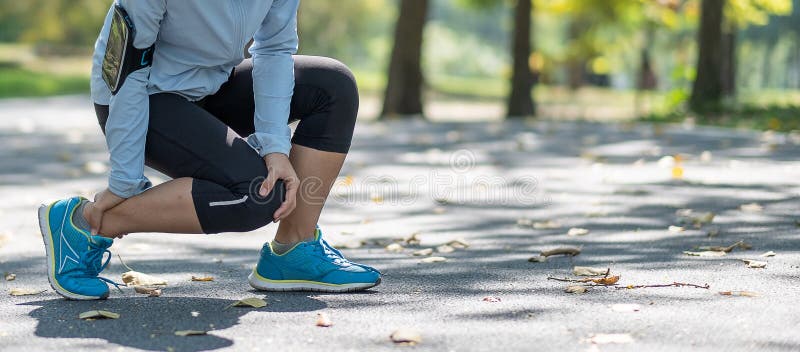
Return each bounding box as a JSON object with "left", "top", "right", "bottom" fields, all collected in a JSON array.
[
  {"left": 297, "top": 0, "right": 393, "bottom": 69},
  {"left": 0, "top": 67, "right": 88, "bottom": 98},
  {"left": 1, "top": 0, "right": 110, "bottom": 52},
  {"left": 642, "top": 103, "right": 800, "bottom": 132},
  {"left": 727, "top": 0, "right": 793, "bottom": 28}
]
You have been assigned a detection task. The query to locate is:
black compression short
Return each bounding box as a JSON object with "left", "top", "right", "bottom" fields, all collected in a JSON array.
[{"left": 95, "top": 55, "right": 359, "bottom": 233}]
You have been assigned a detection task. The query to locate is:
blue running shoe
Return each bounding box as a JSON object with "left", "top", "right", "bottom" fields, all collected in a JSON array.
[
  {"left": 249, "top": 228, "right": 381, "bottom": 292},
  {"left": 38, "top": 197, "right": 117, "bottom": 300}
]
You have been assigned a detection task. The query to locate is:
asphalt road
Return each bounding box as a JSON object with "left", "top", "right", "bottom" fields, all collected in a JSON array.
[{"left": 0, "top": 96, "right": 798, "bottom": 352}]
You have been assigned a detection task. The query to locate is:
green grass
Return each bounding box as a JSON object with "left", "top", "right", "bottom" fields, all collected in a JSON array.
[
  {"left": 642, "top": 104, "right": 800, "bottom": 132},
  {"left": 0, "top": 67, "right": 89, "bottom": 98}
]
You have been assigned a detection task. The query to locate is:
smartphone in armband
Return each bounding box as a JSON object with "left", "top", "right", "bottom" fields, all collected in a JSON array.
[{"left": 102, "top": 4, "right": 155, "bottom": 95}]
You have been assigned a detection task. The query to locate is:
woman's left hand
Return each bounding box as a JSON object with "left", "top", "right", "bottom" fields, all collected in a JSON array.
[{"left": 260, "top": 153, "right": 299, "bottom": 222}]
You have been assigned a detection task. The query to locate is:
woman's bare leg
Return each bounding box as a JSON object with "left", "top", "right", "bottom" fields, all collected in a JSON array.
[
  {"left": 94, "top": 144, "right": 344, "bottom": 240},
  {"left": 274, "top": 144, "right": 346, "bottom": 243},
  {"left": 93, "top": 178, "right": 202, "bottom": 238}
]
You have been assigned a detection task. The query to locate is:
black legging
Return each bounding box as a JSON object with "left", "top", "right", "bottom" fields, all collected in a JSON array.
[{"left": 95, "top": 56, "right": 359, "bottom": 233}]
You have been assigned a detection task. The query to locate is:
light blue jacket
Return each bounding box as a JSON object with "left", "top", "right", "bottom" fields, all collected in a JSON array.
[{"left": 90, "top": 0, "right": 299, "bottom": 198}]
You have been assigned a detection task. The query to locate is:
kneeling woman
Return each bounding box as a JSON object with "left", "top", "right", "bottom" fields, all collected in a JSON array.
[{"left": 37, "top": 0, "right": 379, "bottom": 300}]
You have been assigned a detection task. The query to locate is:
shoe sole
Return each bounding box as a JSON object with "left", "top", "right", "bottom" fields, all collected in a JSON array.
[
  {"left": 248, "top": 270, "right": 381, "bottom": 293},
  {"left": 38, "top": 204, "right": 107, "bottom": 300}
]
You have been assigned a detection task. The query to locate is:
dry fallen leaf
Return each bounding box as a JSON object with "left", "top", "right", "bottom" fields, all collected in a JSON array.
[
  {"left": 121, "top": 271, "right": 167, "bottom": 286},
  {"left": 719, "top": 291, "right": 759, "bottom": 297},
  {"left": 528, "top": 255, "right": 548, "bottom": 263},
  {"left": 565, "top": 285, "right": 587, "bottom": 294},
  {"left": 541, "top": 247, "right": 581, "bottom": 257},
  {"left": 79, "top": 310, "right": 120, "bottom": 320},
  {"left": 760, "top": 251, "right": 776, "bottom": 257},
  {"left": 412, "top": 248, "right": 434, "bottom": 256},
  {"left": 573, "top": 266, "right": 608, "bottom": 276},
  {"left": 482, "top": 296, "right": 501, "bottom": 302},
  {"left": 316, "top": 312, "right": 333, "bottom": 327},
  {"left": 174, "top": 330, "right": 207, "bottom": 336},
  {"left": 676, "top": 209, "right": 716, "bottom": 228},
  {"left": 191, "top": 276, "right": 214, "bottom": 282},
  {"left": 668, "top": 225, "right": 685, "bottom": 233},
  {"left": 533, "top": 220, "right": 561, "bottom": 229},
  {"left": 420, "top": 256, "right": 447, "bottom": 263},
  {"left": 390, "top": 328, "right": 422, "bottom": 345},
  {"left": 611, "top": 304, "right": 641, "bottom": 312},
  {"left": 567, "top": 228, "right": 590, "bottom": 237},
  {"left": 683, "top": 251, "right": 726, "bottom": 257},
  {"left": 9, "top": 288, "right": 45, "bottom": 296},
  {"left": 0, "top": 233, "right": 8, "bottom": 248},
  {"left": 671, "top": 166, "right": 684, "bottom": 179},
  {"left": 436, "top": 245, "right": 455, "bottom": 253},
  {"left": 385, "top": 243, "right": 404, "bottom": 253},
  {"left": 740, "top": 203, "right": 764, "bottom": 213},
  {"left": 700, "top": 150, "right": 713, "bottom": 163},
  {"left": 592, "top": 276, "right": 620, "bottom": 285},
  {"left": 700, "top": 241, "right": 753, "bottom": 253},
  {"left": 227, "top": 297, "right": 267, "bottom": 309},
  {"left": 589, "top": 333, "right": 634, "bottom": 344},
  {"left": 516, "top": 218, "right": 533, "bottom": 227},
  {"left": 404, "top": 232, "right": 421, "bottom": 245},
  {"left": 134, "top": 286, "right": 162, "bottom": 297},
  {"left": 742, "top": 259, "right": 767, "bottom": 268},
  {"left": 447, "top": 239, "right": 470, "bottom": 249},
  {"left": 5, "top": 273, "right": 16, "bottom": 281}
]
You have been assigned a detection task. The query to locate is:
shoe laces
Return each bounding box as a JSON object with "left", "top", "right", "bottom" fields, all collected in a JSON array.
[
  {"left": 79, "top": 240, "right": 125, "bottom": 292},
  {"left": 313, "top": 240, "right": 348, "bottom": 266}
]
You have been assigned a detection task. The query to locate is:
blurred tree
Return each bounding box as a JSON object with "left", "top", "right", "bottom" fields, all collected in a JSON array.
[
  {"left": 382, "top": 0, "right": 430, "bottom": 118},
  {"left": 721, "top": 0, "right": 793, "bottom": 94},
  {"left": 297, "top": 0, "right": 392, "bottom": 68},
  {"left": 507, "top": 0, "right": 536, "bottom": 117},
  {"left": 15, "top": 0, "right": 109, "bottom": 54},
  {"left": 690, "top": 0, "right": 792, "bottom": 111},
  {"left": 689, "top": 0, "right": 724, "bottom": 112}
]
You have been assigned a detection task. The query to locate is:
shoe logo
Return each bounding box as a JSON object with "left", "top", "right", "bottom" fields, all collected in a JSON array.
[{"left": 57, "top": 199, "right": 81, "bottom": 274}]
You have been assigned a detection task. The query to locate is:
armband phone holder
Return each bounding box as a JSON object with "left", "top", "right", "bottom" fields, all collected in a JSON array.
[{"left": 102, "top": 4, "right": 154, "bottom": 94}]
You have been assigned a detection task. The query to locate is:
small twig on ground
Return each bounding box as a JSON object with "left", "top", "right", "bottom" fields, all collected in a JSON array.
[
  {"left": 547, "top": 275, "right": 619, "bottom": 285},
  {"left": 549, "top": 277, "right": 710, "bottom": 290},
  {"left": 616, "top": 282, "right": 710, "bottom": 290},
  {"left": 547, "top": 276, "right": 589, "bottom": 283}
]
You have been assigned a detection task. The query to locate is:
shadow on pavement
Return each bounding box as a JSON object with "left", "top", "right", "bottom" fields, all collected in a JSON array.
[{"left": 22, "top": 295, "right": 326, "bottom": 352}]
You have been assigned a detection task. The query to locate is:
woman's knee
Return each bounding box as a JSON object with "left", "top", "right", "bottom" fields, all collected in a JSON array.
[
  {"left": 293, "top": 57, "right": 360, "bottom": 153},
  {"left": 233, "top": 179, "right": 286, "bottom": 232},
  {"left": 199, "top": 179, "right": 286, "bottom": 234},
  {"left": 298, "top": 56, "right": 359, "bottom": 116}
]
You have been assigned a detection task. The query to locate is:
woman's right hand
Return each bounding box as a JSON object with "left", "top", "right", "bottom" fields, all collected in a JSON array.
[{"left": 84, "top": 189, "right": 126, "bottom": 236}]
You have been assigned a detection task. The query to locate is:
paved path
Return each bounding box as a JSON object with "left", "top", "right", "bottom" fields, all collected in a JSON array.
[{"left": 0, "top": 96, "right": 799, "bottom": 352}]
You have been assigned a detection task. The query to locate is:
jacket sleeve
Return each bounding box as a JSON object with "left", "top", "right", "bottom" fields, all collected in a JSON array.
[
  {"left": 245, "top": 0, "right": 300, "bottom": 157},
  {"left": 104, "top": 0, "right": 165, "bottom": 198}
]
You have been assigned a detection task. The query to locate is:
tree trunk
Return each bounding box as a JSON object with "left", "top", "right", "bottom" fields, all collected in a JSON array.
[
  {"left": 720, "top": 26, "right": 737, "bottom": 97},
  {"left": 566, "top": 18, "right": 588, "bottom": 90},
  {"left": 381, "top": 0, "right": 429, "bottom": 118},
  {"left": 689, "top": 0, "right": 724, "bottom": 112},
  {"left": 637, "top": 26, "right": 658, "bottom": 91},
  {"left": 507, "top": 0, "right": 536, "bottom": 118}
]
